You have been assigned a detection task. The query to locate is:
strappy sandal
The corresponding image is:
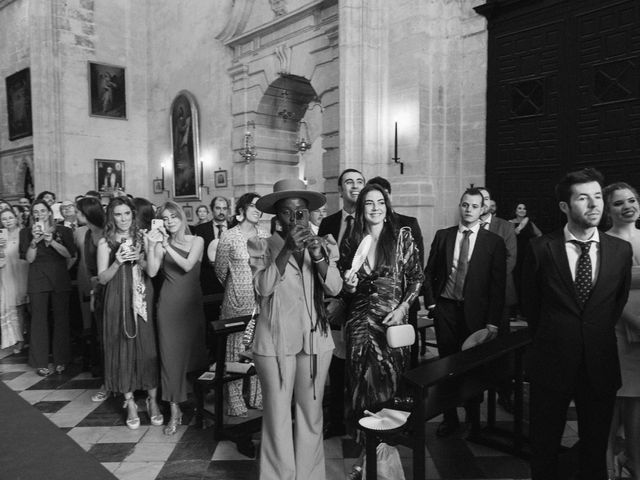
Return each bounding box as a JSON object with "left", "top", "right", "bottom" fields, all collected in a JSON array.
[
  {"left": 146, "top": 397, "right": 164, "bottom": 426},
  {"left": 123, "top": 396, "right": 140, "bottom": 430},
  {"left": 36, "top": 367, "right": 51, "bottom": 377},
  {"left": 91, "top": 390, "right": 108, "bottom": 402}
]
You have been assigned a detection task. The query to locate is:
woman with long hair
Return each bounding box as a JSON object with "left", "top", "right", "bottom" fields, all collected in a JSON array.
[
  {"left": 0, "top": 208, "right": 29, "bottom": 353},
  {"left": 604, "top": 182, "right": 640, "bottom": 479},
  {"left": 146, "top": 201, "right": 208, "bottom": 435},
  {"left": 341, "top": 183, "right": 424, "bottom": 479},
  {"left": 18, "top": 199, "right": 75, "bottom": 376},
  {"left": 509, "top": 202, "right": 542, "bottom": 303},
  {"left": 214, "top": 193, "right": 268, "bottom": 416},
  {"left": 75, "top": 197, "right": 108, "bottom": 399},
  {"left": 97, "top": 196, "right": 162, "bottom": 429}
]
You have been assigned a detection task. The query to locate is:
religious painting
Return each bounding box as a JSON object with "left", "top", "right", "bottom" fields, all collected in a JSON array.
[
  {"left": 153, "top": 179, "right": 163, "bottom": 194},
  {"left": 170, "top": 91, "right": 200, "bottom": 200},
  {"left": 5, "top": 68, "right": 33, "bottom": 140},
  {"left": 95, "top": 159, "right": 125, "bottom": 192},
  {"left": 214, "top": 170, "right": 228, "bottom": 188},
  {"left": 89, "top": 62, "right": 126, "bottom": 119}
]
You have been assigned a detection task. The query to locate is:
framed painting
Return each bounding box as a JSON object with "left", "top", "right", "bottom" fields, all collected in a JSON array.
[
  {"left": 6, "top": 68, "right": 33, "bottom": 140},
  {"left": 153, "top": 179, "right": 163, "bottom": 194},
  {"left": 183, "top": 205, "right": 194, "bottom": 222},
  {"left": 214, "top": 170, "right": 228, "bottom": 188},
  {"left": 89, "top": 62, "right": 126, "bottom": 119},
  {"left": 170, "top": 91, "right": 200, "bottom": 200},
  {"left": 95, "top": 159, "right": 125, "bottom": 192}
]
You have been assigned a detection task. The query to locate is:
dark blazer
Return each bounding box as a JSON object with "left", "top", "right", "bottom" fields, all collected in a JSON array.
[
  {"left": 487, "top": 215, "right": 517, "bottom": 305},
  {"left": 423, "top": 226, "right": 507, "bottom": 332},
  {"left": 521, "top": 229, "right": 631, "bottom": 395},
  {"left": 318, "top": 210, "right": 341, "bottom": 239},
  {"left": 192, "top": 220, "right": 230, "bottom": 295}
]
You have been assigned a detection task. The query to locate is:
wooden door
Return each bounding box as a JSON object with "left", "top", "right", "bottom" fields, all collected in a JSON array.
[{"left": 477, "top": 0, "right": 640, "bottom": 232}]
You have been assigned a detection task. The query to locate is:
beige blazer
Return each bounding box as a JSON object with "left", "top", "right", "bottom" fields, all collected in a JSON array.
[{"left": 249, "top": 233, "right": 342, "bottom": 357}]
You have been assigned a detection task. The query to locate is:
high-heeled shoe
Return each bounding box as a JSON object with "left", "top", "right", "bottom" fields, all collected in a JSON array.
[
  {"left": 163, "top": 413, "right": 182, "bottom": 435},
  {"left": 146, "top": 397, "right": 164, "bottom": 426},
  {"left": 123, "top": 397, "right": 140, "bottom": 430},
  {"left": 615, "top": 451, "right": 635, "bottom": 479}
]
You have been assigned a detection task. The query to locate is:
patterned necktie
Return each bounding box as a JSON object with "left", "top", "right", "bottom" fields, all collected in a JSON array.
[
  {"left": 341, "top": 215, "right": 354, "bottom": 249},
  {"left": 452, "top": 230, "right": 472, "bottom": 300},
  {"left": 216, "top": 224, "right": 223, "bottom": 239},
  {"left": 571, "top": 240, "right": 592, "bottom": 307}
]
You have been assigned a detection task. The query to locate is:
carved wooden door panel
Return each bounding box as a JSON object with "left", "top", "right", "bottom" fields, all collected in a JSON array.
[{"left": 479, "top": 0, "right": 640, "bottom": 232}]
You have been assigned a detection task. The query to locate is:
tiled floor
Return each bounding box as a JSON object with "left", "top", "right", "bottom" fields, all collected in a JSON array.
[{"left": 1, "top": 345, "right": 573, "bottom": 480}]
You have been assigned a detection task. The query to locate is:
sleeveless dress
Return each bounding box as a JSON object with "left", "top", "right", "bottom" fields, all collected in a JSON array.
[
  {"left": 214, "top": 226, "right": 268, "bottom": 415},
  {"left": 157, "top": 244, "right": 208, "bottom": 403},
  {"left": 616, "top": 263, "right": 640, "bottom": 397},
  {"left": 344, "top": 227, "right": 424, "bottom": 421},
  {"left": 102, "top": 247, "right": 158, "bottom": 394}
]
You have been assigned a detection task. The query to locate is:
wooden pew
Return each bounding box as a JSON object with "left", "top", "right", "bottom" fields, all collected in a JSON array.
[{"left": 361, "top": 328, "right": 532, "bottom": 480}]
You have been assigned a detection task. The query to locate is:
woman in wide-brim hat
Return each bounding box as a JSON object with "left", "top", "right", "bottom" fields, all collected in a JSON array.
[{"left": 249, "top": 178, "right": 342, "bottom": 480}]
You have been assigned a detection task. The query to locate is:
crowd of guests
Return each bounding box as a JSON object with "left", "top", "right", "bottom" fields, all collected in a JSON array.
[{"left": 0, "top": 165, "right": 638, "bottom": 480}]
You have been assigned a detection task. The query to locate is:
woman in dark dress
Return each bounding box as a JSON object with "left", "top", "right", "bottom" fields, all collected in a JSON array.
[
  {"left": 97, "top": 196, "right": 162, "bottom": 430},
  {"left": 509, "top": 203, "right": 542, "bottom": 301},
  {"left": 341, "top": 184, "right": 424, "bottom": 477},
  {"left": 147, "top": 201, "right": 207, "bottom": 435},
  {"left": 19, "top": 199, "right": 75, "bottom": 376}
]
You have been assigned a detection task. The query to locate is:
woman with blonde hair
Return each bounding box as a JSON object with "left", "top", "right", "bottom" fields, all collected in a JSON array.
[{"left": 147, "top": 201, "right": 208, "bottom": 435}]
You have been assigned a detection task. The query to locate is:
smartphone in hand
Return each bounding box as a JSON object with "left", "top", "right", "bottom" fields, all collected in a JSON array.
[
  {"left": 151, "top": 219, "right": 163, "bottom": 231},
  {"left": 0, "top": 228, "right": 7, "bottom": 242}
]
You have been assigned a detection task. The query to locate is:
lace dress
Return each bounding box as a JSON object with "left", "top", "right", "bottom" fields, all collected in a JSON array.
[{"left": 0, "top": 228, "right": 28, "bottom": 349}]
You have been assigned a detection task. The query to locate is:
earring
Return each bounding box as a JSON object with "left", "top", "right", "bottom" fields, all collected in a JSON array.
[{"left": 235, "top": 213, "right": 245, "bottom": 222}]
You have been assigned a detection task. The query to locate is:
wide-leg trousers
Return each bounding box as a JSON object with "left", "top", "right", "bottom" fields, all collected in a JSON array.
[{"left": 254, "top": 349, "right": 332, "bottom": 480}]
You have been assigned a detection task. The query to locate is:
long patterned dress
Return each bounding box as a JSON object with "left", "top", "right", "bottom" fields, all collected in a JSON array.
[
  {"left": 214, "top": 225, "right": 269, "bottom": 415},
  {"left": 102, "top": 244, "right": 158, "bottom": 394},
  {"left": 0, "top": 228, "right": 28, "bottom": 349},
  {"left": 345, "top": 227, "right": 424, "bottom": 422}
]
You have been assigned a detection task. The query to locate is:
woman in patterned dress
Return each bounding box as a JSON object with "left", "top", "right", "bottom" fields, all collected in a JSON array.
[
  {"left": 214, "top": 193, "right": 269, "bottom": 416},
  {"left": 341, "top": 184, "right": 424, "bottom": 477}
]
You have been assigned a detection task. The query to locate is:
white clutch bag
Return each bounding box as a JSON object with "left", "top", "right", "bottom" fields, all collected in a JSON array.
[{"left": 386, "top": 324, "right": 415, "bottom": 348}]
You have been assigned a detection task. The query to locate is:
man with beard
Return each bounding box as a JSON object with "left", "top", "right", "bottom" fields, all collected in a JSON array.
[
  {"left": 193, "top": 196, "right": 230, "bottom": 296},
  {"left": 521, "top": 168, "right": 632, "bottom": 480}
]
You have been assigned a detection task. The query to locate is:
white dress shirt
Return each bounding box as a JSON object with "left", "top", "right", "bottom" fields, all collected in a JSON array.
[{"left": 563, "top": 224, "right": 600, "bottom": 283}]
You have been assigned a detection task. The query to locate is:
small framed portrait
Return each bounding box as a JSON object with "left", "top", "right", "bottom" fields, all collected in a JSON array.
[
  {"left": 89, "top": 62, "right": 126, "bottom": 119},
  {"left": 95, "top": 159, "right": 125, "bottom": 192},
  {"left": 5, "top": 68, "right": 33, "bottom": 141},
  {"left": 214, "top": 170, "right": 228, "bottom": 188},
  {"left": 183, "top": 205, "right": 194, "bottom": 222},
  {"left": 153, "top": 179, "right": 163, "bottom": 194}
]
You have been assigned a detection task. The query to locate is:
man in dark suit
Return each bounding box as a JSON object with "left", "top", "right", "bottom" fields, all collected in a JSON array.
[
  {"left": 193, "top": 196, "right": 230, "bottom": 296},
  {"left": 423, "top": 187, "right": 507, "bottom": 437},
  {"left": 521, "top": 168, "right": 631, "bottom": 480},
  {"left": 367, "top": 176, "right": 426, "bottom": 365},
  {"left": 318, "top": 168, "right": 365, "bottom": 438}
]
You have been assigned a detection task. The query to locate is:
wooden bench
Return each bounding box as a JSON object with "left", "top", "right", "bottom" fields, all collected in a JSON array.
[{"left": 360, "top": 328, "right": 532, "bottom": 480}]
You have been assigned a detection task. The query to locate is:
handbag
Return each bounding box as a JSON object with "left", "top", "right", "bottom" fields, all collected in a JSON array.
[
  {"left": 386, "top": 324, "right": 416, "bottom": 348},
  {"left": 242, "top": 307, "right": 258, "bottom": 348}
]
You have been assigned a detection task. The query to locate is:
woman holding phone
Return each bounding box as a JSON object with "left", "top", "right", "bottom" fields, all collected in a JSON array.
[
  {"left": 146, "top": 201, "right": 207, "bottom": 435},
  {"left": 97, "top": 196, "right": 162, "bottom": 430},
  {"left": 19, "top": 200, "right": 75, "bottom": 376}
]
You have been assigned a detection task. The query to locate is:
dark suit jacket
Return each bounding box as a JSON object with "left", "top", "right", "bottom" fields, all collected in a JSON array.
[
  {"left": 423, "top": 226, "right": 507, "bottom": 332},
  {"left": 521, "top": 229, "right": 632, "bottom": 395},
  {"left": 318, "top": 210, "right": 341, "bottom": 239},
  {"left": 487, "top": 215, "right": 517, "bottom": 305},
  {"left": 192, "top": 220, "right": 230, "bottom": 295}
]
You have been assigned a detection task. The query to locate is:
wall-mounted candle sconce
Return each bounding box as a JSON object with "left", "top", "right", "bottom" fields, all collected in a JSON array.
[
  {"left": 392, "top": 122, "right": 404, "bottom": 174},
  {"left": 199, "top": 159, "right": 210, "bottom": 195},
  {"left": 295, "top": 119, "right": 312, "bottom": 153},
  {"left": 239, "top": 121, "right": 257, "bottom": 163},
  {"left": 159, "top": 162, "right": 170, "bottom": 197}
]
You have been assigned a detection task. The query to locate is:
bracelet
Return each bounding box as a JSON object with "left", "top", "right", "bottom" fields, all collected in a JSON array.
[
  {"left": 312, "top": 256, "right": 325, "bottom": 264},
  {"left": 114, "top": 259, "right": 122, "bottom": 267}
]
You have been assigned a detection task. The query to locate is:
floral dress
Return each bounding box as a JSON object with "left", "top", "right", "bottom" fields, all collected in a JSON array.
[{"left": 215, "top": 225, "right": 270, "bottom": 415}]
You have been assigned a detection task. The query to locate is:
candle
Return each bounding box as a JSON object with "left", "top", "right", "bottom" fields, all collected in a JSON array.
[
  {"left": 200, "top": 160, "right": 204, "bottom": 187},
  {"left": 394, "top": 122, "right": 398, "bottom": 160},
  {"left": 161, "top": 163, "right": 165, "bottom": 190}
]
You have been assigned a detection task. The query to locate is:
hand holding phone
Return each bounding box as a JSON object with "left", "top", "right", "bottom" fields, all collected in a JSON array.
[{"left": 151, "top": 219, "right": 163, "bottom": 231}]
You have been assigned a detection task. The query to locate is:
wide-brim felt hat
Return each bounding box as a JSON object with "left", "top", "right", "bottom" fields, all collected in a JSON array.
[{"left": 256, "top": 178, "right": 326, "bottom": 214}]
